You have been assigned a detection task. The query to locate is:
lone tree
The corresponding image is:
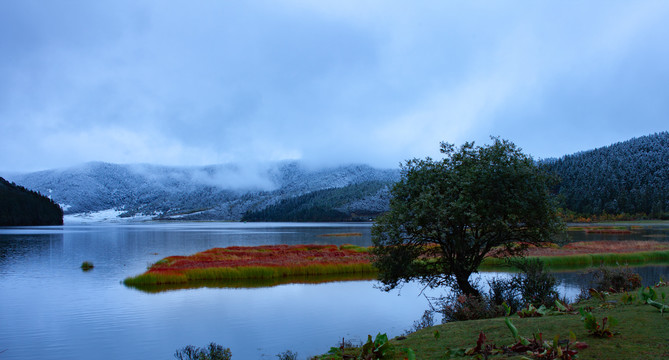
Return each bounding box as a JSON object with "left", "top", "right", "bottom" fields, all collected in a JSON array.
[{"left": 372, "top": 138, "right": 563, "bottom": 296}]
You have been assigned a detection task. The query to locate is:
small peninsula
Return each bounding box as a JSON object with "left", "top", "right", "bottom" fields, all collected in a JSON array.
[{"left": 123, "top": 244, "right": 377, "bottom": 290}]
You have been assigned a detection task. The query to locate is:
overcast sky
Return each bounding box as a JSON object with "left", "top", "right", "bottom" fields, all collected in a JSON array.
[{"left": 1, "top": 1, "right": 668, "bottom": 173}]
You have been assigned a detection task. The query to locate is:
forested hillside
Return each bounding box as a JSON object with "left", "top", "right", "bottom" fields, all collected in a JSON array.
[
  {"left": 543, "top": 132, "right": 669, "bottom": 218},
  {"left": 0, "top": 177, "right": 63, "bottom": 226},
  {"left": 242, "top": 181, "right": 391, "bottom": 222}
]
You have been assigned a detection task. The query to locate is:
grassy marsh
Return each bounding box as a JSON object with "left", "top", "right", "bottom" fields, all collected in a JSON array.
[{"left": 123, "top": 244, "right": 375, "bottom": 289}]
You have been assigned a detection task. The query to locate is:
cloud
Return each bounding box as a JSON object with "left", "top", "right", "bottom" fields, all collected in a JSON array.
[{"left": 1, "top": 1, "right": 669, "bottom": 173}]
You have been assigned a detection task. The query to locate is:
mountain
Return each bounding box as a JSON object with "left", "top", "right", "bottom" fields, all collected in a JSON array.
[
  {"left": 542, "top": 131, "right": 669, "bottom": 217},
  {"left": 5, "top": 132, "right": 667, "bottom": 223},
  {"left": 0, "top": 177, "right": 63, "bottom": 226},
  {"left": 4, "top": 161, "right": 399, "bottom": 222}
]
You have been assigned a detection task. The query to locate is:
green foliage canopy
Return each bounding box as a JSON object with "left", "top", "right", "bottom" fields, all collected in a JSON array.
[{"left": 371, "top": 138, "right": 563, "bottom": 296}]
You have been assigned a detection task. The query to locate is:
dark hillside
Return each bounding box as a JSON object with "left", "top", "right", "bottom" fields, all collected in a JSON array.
[
  {"left": 0, "top": 177, "right": 63, "bottom": 226},
  {"left": 242, "top": 181, "right": 391, "bottom": 222},
  {"left": 543, "top": 132, "right": 669, "bottom": 217}
]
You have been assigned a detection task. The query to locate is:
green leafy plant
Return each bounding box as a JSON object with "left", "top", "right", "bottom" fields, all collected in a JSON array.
[
  {"left": 446, "top": 318, "right": 587, "bottom": 360},
  {"left": 578, "top": 308, "right": 618, "bottom": 338},
  {"left": 466, "top": 332, "right": 503, "bottom": 359},
  {"left": 517, "top": 304, "right": 550, "bottom": 318},
  {"left": 638, "top": 286, "right": 657, "bottom": 302},
  {"left": 511, "top": 332, "right": 586, "bottom": 360},
  {"left": 553, "top": 299, "right": 575, "bottom": 314},
  {"left": 505, "top": 316, "right": 526, "bottom": 345},
  {"left": 360, "top": 333, "right": 393, "bottom": 360},
  {"left": 645, "top": 292, "right": 669, "bottom": 315},
  {"left": 444, "top": 331, "right": 502, "bottom": 359},
  {"left": 506, "top": 315, "right": 587, "bottom": 359},
  {"left": 619, "top": 292, "right": 637, "bottom": 305},
  {"left": 358, "top": 333, "right": 414, "bottom": 360}
]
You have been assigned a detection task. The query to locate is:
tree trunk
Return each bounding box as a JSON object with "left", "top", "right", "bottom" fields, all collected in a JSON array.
[{"left": 455, "top": 271, "right": 480, "bottom": 297}]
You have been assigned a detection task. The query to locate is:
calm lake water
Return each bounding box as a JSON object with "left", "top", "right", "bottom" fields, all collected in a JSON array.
[{"left": 1, "top": 222, "right": 668, "bottom": 360}]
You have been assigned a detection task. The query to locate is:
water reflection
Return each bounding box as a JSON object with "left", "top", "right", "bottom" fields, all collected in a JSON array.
[
  {"left": 0, "top": 222, "right": 668, "bottom": 360},
  {"left": 126, "top": 273, "right": 379, "bottom": 293},
  {"left": 566, "top": 222, "right": 669, "bottom": 243}
]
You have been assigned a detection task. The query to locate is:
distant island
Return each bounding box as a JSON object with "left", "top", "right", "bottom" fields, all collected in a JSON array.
[{"left": 0, "top": 177, "right": 63, "bottom": 226}]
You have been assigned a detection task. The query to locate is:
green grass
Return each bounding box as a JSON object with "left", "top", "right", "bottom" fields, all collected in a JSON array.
[
  {"left": 480, "top": 250, "right": 669, "bottom": 271},
  {"left": 339, "top": 244, "right": 372, "bottom": 253},
  {"left": 315, "top": 286, "right": 669, "bottom": 359}
]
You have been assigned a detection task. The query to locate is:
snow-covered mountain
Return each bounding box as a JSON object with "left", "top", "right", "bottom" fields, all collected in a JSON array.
[{"left": 4, "top": 161, "right": 399, "bottom": 222}]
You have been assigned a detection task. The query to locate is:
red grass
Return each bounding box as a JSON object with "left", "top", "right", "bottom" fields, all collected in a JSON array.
[
  {"left": 145, "top": 244, "right": 372, "bottom": 278},
  {"left": 525, "top": 241, "right": 669, "bottom": 257}
]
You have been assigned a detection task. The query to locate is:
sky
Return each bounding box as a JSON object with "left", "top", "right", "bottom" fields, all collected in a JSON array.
[{"left": 1, "top": 1, "right": 668, "bottom": 173}]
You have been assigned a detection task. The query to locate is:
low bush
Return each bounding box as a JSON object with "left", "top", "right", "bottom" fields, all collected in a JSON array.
[
  {"left": 174, "top": 343, "right": 231, "bottom": 360},
  {"left": 487, "top": 277, "right": 522, "bottom": 315},
  {"left": 438, "top": 292, "right": 504, "bottom": 322},
  {"left": 509, "top": 258, "right": 559, "bottom": 307},
  {"left": 276, "top": 350, "right": 298, "bottom": 360},
  {"left": 589, "top": 265, "right": 642, "bottom": 293}
]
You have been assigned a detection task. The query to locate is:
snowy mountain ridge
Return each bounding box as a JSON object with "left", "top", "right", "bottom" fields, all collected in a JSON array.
[{"left": 4, "top": 161, "right": 399, "bottom": 222}]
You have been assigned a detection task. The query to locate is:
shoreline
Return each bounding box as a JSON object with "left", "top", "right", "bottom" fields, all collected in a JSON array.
[{"left": 123, "top": 241, "right": 669, "bottom": 291}]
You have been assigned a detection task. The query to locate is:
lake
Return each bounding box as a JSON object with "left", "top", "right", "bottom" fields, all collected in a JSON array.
[{"left": 1, "top": 222, "right": 668, "bottom": 360}]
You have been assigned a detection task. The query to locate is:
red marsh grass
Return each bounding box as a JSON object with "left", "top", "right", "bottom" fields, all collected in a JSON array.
[
  {"left": 123, "top": 244, "right": 375, "bottom": 288},
  {"left": 526, "top": 240, "right": 669, "bottom": 256}
]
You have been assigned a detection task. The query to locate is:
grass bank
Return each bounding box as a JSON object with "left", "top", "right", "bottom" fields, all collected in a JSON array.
[
  {"left": 481, "top": 250, "right": 669, "bottom": 270},
  {"left": 124, "top": 242, "right": 669, "bottom": 290},
  {"left": 316, "top": 285, "right": 669, "bottom": 359}
]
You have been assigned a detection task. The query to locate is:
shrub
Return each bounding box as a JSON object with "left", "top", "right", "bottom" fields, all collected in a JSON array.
[
  {"left": 509, "top": 258, "right": 559, "bottom": 307},
  {"left": 487, "top": 277, "right": 522, "bottom": 315},
  {"left": 174, "top": 343, "right": 231, "bottom": 360},
  {"left": 276, "top": 350, "right": 298, "bottom": 360},
  {"left": 81, "top": 261, "right": 94, "bottom": 271},
  {"left": 438, "top": 292, "right": 504, "bottom": 322},
  {"left": 589, "top": 266, "right": 642, "bottom": 293},
  {"left": 403, "top": 310, "right": 435, "bottom": 335}
]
